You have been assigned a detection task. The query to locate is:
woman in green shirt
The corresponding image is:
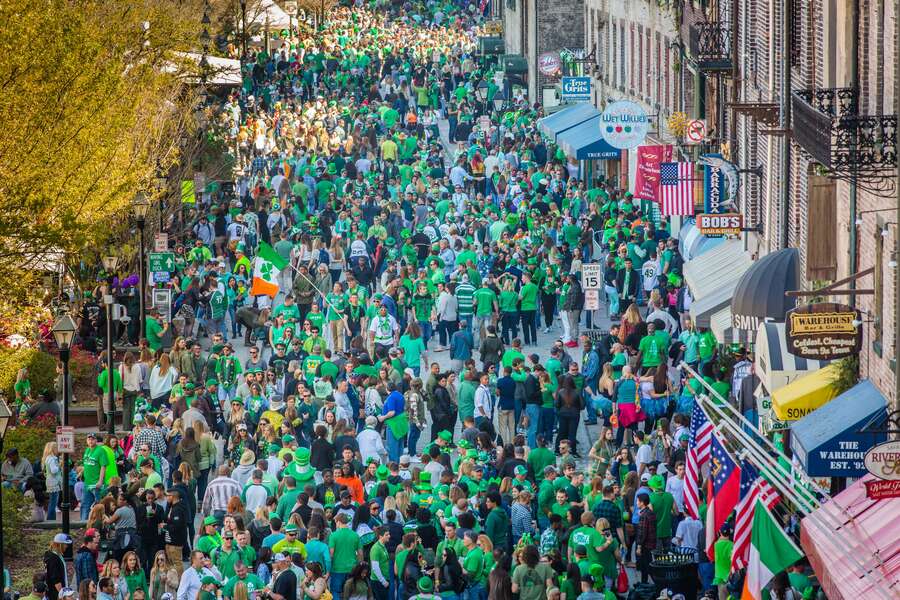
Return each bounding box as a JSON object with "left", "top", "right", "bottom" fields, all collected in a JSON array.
[
  {"left": 498, "top": 277, "right": 520, "bottom": 345},
  {"left": 518, "top": 273, "right": 539, "bottom": 345},
  {"left": 398, "top": 322, "right": 427, "bottom": 377},
  {"left": 122, "top": 551, "right": 148, "bottom": 596}
]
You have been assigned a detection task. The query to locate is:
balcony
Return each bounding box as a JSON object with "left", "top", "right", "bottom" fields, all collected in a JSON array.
[
  {"left": 792, "top": 88, "right": 897, "bottom": 176},
  {"left": 695, "top": 23, "right": 732, "bottom": 72}
]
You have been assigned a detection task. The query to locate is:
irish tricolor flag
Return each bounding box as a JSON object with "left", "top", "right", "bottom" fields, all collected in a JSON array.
[
  {"left": 741, "top": 499, "right": 803, "bottom": 600},
  {"left": 251, "top": 242, "right": 287, "bottom": 298}
]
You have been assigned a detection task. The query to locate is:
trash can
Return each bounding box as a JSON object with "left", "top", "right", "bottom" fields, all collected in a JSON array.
[{"left": 650, "top": 548, "right": 699, "bottom": 599}]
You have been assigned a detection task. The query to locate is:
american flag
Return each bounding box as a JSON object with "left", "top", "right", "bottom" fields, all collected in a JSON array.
[
  {"left": 659, "top": 161, "right": 695, "bottom": 216},
  {"left": 731, "top": 461, "right": 781, "bottom": 572},
  {"left": 685, "top": 403, "right": 714, "bottom": 520}
]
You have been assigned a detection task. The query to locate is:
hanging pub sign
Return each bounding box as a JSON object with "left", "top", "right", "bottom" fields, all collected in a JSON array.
[
  {"left": 785, "top": 302, "right": 862, "bottom": 360},
  {"left": 697, "top": 213, "right": 744, "bottom": 236},
  {"left": 864, "top": 439, "right": 900, "bottom": 481}
]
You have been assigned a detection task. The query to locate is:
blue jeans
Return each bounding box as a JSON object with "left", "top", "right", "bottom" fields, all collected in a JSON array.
[
  {"left": 525, "top": 404, "right": 541, "bottom": 448},
  {"left": 407, "top": 424, "right": 422, "bottom": 455},
  {"left": 584, "top": 390, "right": 598, "bottom": 423},
  {"left": 81, "top": 485, "right": 99, "bottom": 520},
  {"left": 463, "top": 582, "right": 486, "bottom": 600},
  {"left": 540, "top": 406, "right": 556, "bottom": 441},
  {"left": 47, "top": 490, "right": 59, "bottom": 520},
  {"left": 330, "top": 572, "right": 348, "bottom": 600},
  {"left": 386, "top": 427, "right": 405, "bottom": 463},
  {"left": 418, "top": 320, "right": 433, "bottom": 347}
]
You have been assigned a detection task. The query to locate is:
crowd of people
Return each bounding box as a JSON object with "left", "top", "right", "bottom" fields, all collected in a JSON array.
[{"left": 0, "top": 2, "right": 817, "bottom": 600}]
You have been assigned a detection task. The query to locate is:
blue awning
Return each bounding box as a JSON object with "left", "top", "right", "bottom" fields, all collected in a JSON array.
[
  {"left": 537, "top": 103, "right": 600, "bottom": 140},
  {"left": 557, "top": 116, "right": 620, "bottom": 160},
  {"left": 790, "top": 380, "right": 888, "bottom": 477},
  {"left": 679, "top": 218, "right": 726, "bottom": 261}
]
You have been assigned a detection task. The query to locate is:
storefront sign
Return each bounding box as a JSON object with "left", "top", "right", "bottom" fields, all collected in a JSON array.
[
  {"left": 538, "top": 52, "right": 561, "bottom": 76},
  {"left": 634, "top": 145, "right": 673, "bottom": 201},
  {"left": 865, "top": 479, "right": 900, "bottom": 500},
  {"left": 864, "top": 440, "right": 900, "bottom": 481},
  {"left": 697, "top": 213, "right": 743, "bottom": 235},
  {"left": 600, "top": 101, "right": 650, "bottom": 150},
  {"left": 703, "top": 153, "right": 725, "bottom": 214},
  {"left": 792, "top": 437, "right": 868, "bottom": 478},
  {"left": 786, "top": 302, "right": 862, "bottom": 360},
  {"left": 561, "top": 76, "right": 591, "bottom": 102}
]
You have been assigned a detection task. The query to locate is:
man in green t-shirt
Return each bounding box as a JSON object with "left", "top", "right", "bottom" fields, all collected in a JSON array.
[
  {"left": 328, "top": 513, "right": 361, "bottom": 596},
  {"left": 472, "top": 280, "right": 498, "bottom": 344},
  {"left": 369, "top": 526, "right": 391, "bottom": 595},
  {"left": 568, "top": 512, "right": 607, "bottom": 565},
  {"left": 461, "top": 531, "right": 487, "bottom": 595},
  {"left": 222, "top": 561, "right": 264, "bottom": 600},
  {"left": 145, "top": 308, "right": 168, "bottom": 352},
  {"left": 80, "top": 433, "right": 108, "bottom": 519},
  {"left": 484, "top": 492, "right": 510, "bottom": 549},
  {"left": 637, "top": 322, "right": 665, "bottom": 371},
  {"left": 648, "top": 475, "right": 676, "bottom": 545}
]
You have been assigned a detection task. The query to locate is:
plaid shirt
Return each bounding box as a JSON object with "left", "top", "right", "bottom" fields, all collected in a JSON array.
[
  {"left": 134, "top": 427, "right": 167, "bottom": 458},
  {"left": 592, "top": 499, "right": 624, "bottom": 540},
  {"left": 637, "top": 507, "right": 658, "bottom": 550}
]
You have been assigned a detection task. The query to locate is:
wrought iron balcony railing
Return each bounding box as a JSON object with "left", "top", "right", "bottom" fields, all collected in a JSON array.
[
  {"left": 792, "top": 88, "right": 896, "bottom": 177},
  {"left": 696, "top": 23, "right": 732, "bottom": 72}
]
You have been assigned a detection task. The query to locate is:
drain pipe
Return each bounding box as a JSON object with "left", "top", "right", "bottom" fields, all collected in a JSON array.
[
  {"left": 849, "top": 0, "right": 860, "bottom": 307},
  {"left": 780, "top": 0, "right": 792, "bottom": 249}
]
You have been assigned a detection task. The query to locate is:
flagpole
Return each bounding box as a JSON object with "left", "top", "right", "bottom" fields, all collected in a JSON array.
[
  {"left": 683, "top": 365, "right": 894, "bottom": 597},
  {"left": 286, "top": 260, "right": 352, "bottom": 336}
]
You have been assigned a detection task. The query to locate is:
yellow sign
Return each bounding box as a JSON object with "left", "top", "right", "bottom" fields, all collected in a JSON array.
[{"left": 788, "top": 311, "right": 856, "bottom": 335}]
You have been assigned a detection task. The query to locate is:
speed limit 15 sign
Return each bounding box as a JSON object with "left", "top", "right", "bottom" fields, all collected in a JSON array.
[{"left": 581, "top": 264, "right": 602, "bottom": 290}]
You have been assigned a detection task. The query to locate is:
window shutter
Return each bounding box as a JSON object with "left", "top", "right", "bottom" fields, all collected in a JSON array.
[{"left": 805, "top": 174, "right": 837, "bottom": 280}]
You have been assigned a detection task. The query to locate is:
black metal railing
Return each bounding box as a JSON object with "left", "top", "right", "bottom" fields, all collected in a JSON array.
[
  {"left": 794, "top": 87, "right": 858, "bottom": 119},
  {"left": 793, "top": 87, "right": 897, "bottom": 175},
  {"left": 697, "top": 23, "right": 732, "bottom": 72}
]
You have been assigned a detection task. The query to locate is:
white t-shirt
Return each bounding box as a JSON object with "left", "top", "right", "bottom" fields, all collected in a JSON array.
[
  {"left": 635, "top": 443, "right": 653, "bottom": 474},
  {"left": 665, "top": 475, "right": 686, "bottom": 512}
]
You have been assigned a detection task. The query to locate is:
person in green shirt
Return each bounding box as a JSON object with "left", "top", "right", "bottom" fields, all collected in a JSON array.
[
  {"left": 80, "top": 433, "right": 108, "bottom": 518},
  {"left": 398, "top": 323, "right": 428, "bottom": 377},
  {"left": 461, "top": 531, "right": 487, "bottom": 595},
  {"left": 568, "top": 512, "right": 608, "bottom": 565},
  {"left": 328, "top": 513, "right": 361, "bottom": 590},
  {"left": 484, "top": 492, "right": 510, "bottom": 550},
  {"left": 212, "top": 533, "right": 243, "bottom": 579},
  {"left": 550, "top": 488, "right": 571, "bottom": 521},
  {"left": 511, "top": 545, "right": 556, "bottom": 600},
  {"left": 222, "top": 561, "right": 265, "bottom": 600},
  {"left": 196, "top": 516, "right": 222, "bottom": 556},
  {"left": 145, "top": 308, "right": 169, "bottom": 352},
  {"left": 518, "top": 272, "right": 539, "bottom": 346},
  {"left": 527, "top": 439, "right": 556, "bottom": 482},
  {"left": 637, "top": 322, "right": 665, "bottom": 370},
  {"left": 122, "top": 551, "right": 147, "bottom": 596},
  {"left": 648, "top": 475, "right": 676, "bottom": 544},
  {"left": 472, "top": 280, "right": 498, "bottom": 343},
  {"left": 369, "top": 527, "right": 391, "bottom": 593},
  {"left": 713, "top": 525, "right": 735, "bottom": 596}
]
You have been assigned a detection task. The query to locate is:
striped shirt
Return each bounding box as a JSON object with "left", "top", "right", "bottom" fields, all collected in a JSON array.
[
  {"left": 455, "top": 282, "right": 475, "bottom": 316},
  {"left": 201, "top": 476, "right": 242, "bottom": 516},
  {"left": 511, "top": 502, "right": 534, "bottom": 542}
]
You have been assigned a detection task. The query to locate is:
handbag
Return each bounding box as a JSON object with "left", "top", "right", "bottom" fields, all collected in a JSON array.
[{"left": 616, "top": 563, "right": 630, "bottom": 593}]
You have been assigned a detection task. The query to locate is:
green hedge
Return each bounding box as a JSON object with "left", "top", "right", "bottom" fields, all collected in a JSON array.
[
  {"left": 4, "top": 423, "right": 55, "bottom": 464},
  {"left": 0, "top": 347, "right": 57, "bottom": 401},
  {"left": 2, "top": 486, "right": 30, "bottom": 557}
]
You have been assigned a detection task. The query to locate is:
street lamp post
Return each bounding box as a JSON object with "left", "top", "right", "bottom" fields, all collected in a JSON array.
[
  {"left": 51, "top": 315, "right": 76, "bottom": 552},
  {"left": 0, "top": 397, "right": 13, "bottom": 582},
  {"left": 492, "top": 90, "right": 506, "bottom": 114},
  {"left": 133, "top": 194, "right": 150, "bottom": 344},
  {"left": 101, "top": 255, "right": 119, "bottom": 435},
  {"left": 476, "top": 80, "right": 490, "bottom": 116},
  {"left": 239, "top": 0, "right": 247, "bottom": 58}
]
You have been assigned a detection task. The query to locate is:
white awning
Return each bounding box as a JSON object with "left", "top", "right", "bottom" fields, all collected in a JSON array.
[
  {"left": 710, "top": 306, "right": 736, "bottom": 344},
  {"left": 684, "top": 240, "right": 752, "bottom": 327},
  {"left": 753, "top": 321, "right": 830, "bottom": 394}
]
